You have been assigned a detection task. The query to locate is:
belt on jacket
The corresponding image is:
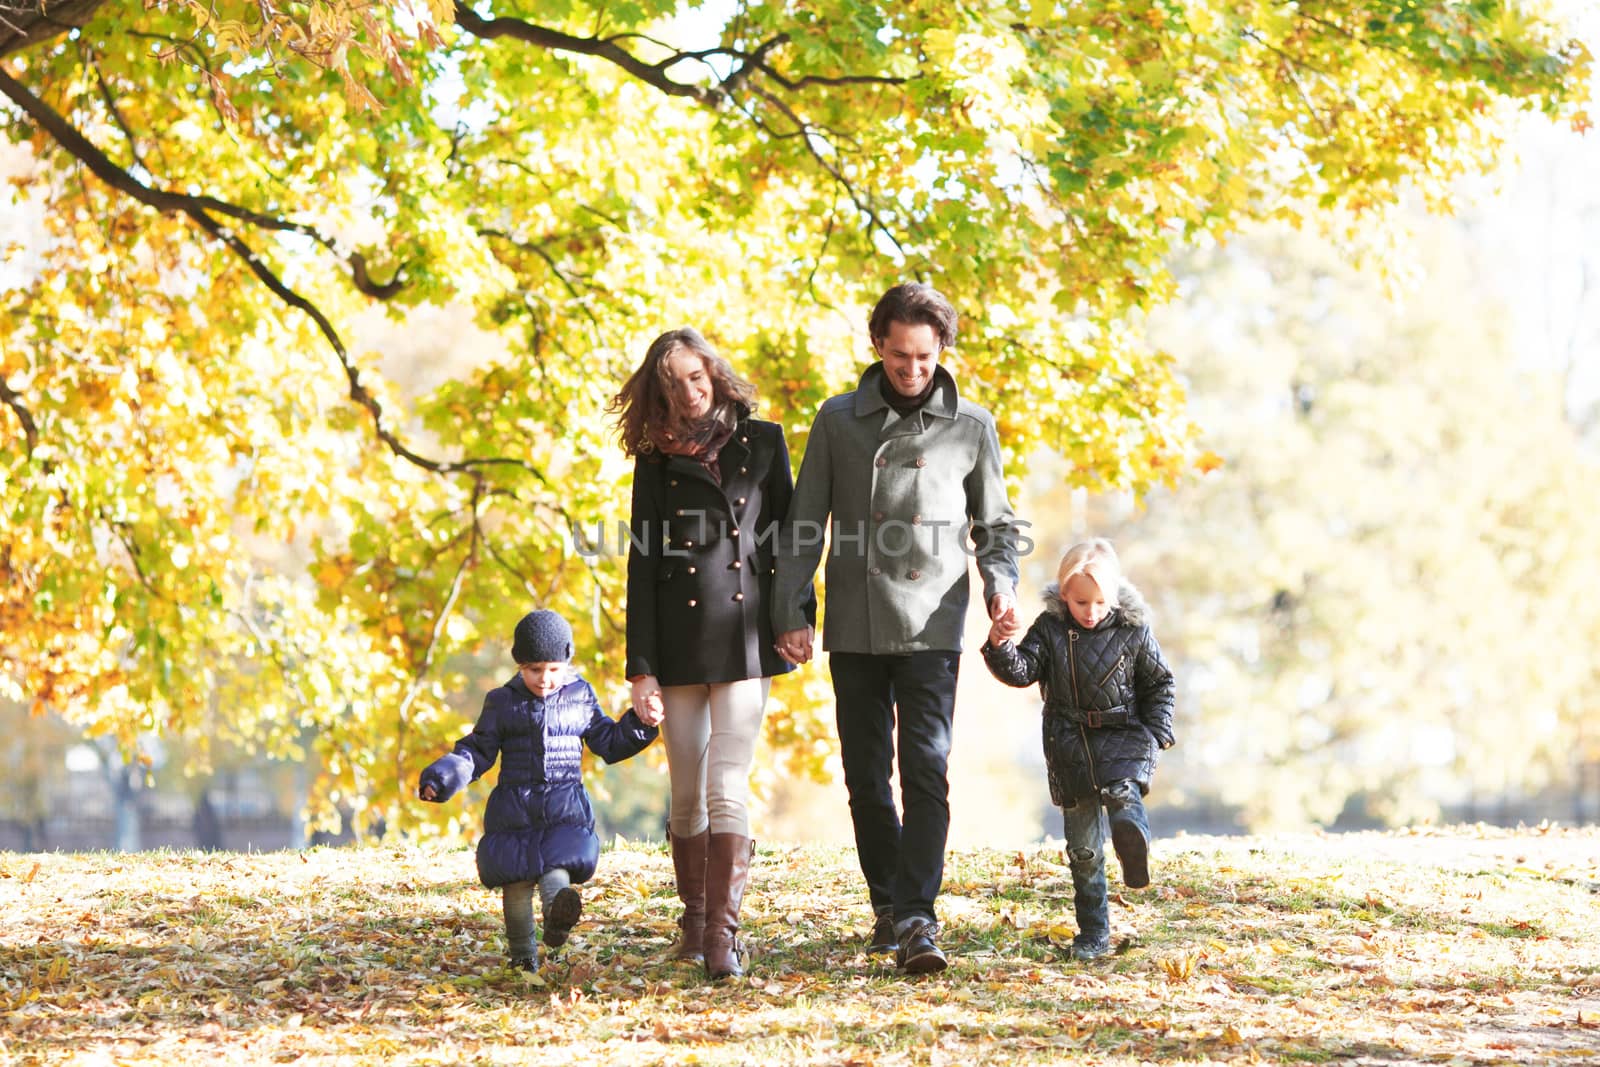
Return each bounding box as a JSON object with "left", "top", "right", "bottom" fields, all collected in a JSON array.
[{"left": 1045, "top": 703, "right": 1133, "bottom": 728}]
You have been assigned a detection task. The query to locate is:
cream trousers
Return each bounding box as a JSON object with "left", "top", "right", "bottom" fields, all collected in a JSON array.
[{"left": 660, "top": 677, "right": 771, "bottom": 838}]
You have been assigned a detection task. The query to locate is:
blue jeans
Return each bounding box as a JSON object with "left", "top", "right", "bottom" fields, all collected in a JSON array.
[
  {"left": 830, "top": 650, "right": 960, "bottom": 924},
  {"left": 1061, "top": 779, "right": 1148, "bottom": 942}
]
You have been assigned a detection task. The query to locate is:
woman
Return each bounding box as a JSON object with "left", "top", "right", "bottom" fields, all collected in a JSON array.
[{"left": 610, "top": 327, "right": 810, "bottom": 980}]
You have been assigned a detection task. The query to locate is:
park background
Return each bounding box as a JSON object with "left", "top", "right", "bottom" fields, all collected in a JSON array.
[{"left": 3, "top": 0, "right": 1600, "bottom": 855}]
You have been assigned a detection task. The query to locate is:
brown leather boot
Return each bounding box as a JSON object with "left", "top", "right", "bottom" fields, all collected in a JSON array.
[
  {"left": 668, "top": 829, "right": 709, "bottom": 962},
  {"left": 702, "top": 833, "right": 754, "bottom": 980}
]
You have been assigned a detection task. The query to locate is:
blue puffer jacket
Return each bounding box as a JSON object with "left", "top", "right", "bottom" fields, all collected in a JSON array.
[{"left": 419, "top": 671, "right": 658, "bottom": 888}]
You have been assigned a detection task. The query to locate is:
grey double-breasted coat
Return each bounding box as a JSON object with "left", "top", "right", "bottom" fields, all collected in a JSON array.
[{"left": 772, "top": 363, "right": 1019, "bottom": 654}]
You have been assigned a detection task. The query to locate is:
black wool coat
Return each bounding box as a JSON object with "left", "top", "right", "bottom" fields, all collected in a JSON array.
[
  {"left": 983, "top": 582, "right": 1176, "bottom": 805},
  {"left": 626, "top": 416, "right": 813, "bottom": 686}
]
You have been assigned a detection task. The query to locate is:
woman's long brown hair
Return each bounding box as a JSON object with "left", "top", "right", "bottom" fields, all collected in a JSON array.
[{"left": 609, "top": 328, "right": 758, "bottom": 457}]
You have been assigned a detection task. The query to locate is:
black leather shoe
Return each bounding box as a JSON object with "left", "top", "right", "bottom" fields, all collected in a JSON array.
[
  {"left": 895, "top": 919, "right": 947, "bottom": 975},
  {"left": 508, "top": 955, "right": 539, "bottom": 972},
  {"left": 868, "top": 913, "right": 898, "bottom": 954},
  {"left": 541, "top": 886, "right": 583, "bottom": 948}
]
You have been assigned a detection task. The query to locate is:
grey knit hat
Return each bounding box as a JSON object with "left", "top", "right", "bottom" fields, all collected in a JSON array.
[{"left": 511, "top": 610, "right": 573, "bottom": 664}]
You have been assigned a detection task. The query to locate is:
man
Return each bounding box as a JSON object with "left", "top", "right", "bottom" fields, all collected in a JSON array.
[{"left": 773, "top": 282, "right": 1019, "bottom": 974}]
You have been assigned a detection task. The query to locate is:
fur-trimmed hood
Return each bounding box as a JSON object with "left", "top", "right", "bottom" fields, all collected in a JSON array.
[{"left": 1040, "top": 580, "right": 1151, "bottom": 629}]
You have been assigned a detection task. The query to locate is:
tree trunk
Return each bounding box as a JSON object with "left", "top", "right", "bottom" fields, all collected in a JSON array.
[
  {"left": 192, "top": 789, "right": 223, "bottom": 851},
  {"left": 0, "top": 0, "right": 110, "bottom": 58},
  {"left": 94, "top": 738, "right": 142, "bottom": 851}
]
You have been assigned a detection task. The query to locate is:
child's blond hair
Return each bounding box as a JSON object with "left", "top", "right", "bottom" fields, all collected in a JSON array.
[{"left": 1056, "top": 538, "right": 1122, "bottom": 599}]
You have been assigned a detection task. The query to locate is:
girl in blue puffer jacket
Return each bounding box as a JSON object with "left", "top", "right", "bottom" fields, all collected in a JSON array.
[{"left": 419, "top": 609, "right": 661, "bottom": 971}]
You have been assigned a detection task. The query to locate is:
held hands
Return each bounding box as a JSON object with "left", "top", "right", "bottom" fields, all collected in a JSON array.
[
  {"left": 986, "top": 617, "right": 1019, "bottom": 647},
  {"left": 630, "top": 675, "right": 666, "bottom": 727},
  {"left": 775, "top": 626, "right": 815, "bottom": 666},
  {"left": 987, "top": 593, "right": 1022, "bottom": 644}
]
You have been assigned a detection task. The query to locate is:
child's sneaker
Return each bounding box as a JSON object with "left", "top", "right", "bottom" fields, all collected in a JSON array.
[
  {"left": 541, "top": 886, "right": 583, "bottom": 948},
  {"left": 1069, "top": 935, "right": 1111, "bottom": 961}
]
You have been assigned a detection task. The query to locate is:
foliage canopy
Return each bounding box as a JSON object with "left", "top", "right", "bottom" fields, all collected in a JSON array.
[{"left": 0, "top": 0, "right": 1589, "bottom": 832}]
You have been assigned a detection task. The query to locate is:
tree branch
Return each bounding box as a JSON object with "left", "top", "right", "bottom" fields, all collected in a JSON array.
[
  {"left": 1240, "top": 27, "right": 1342, "bottom": 136},
  {"left": 393, "top": 499, "right": 480, "bottom": 830},
  {"left": 0, "top": 62, "right": 554, "bottom": 491},
  {"left": 451, "top": 2, "right": 722, "bottom": 105},
  {"left": 0, "top": 374, "right": 38, "bottom": 456},
  {"left": 0, "top": 0, "right": 107, "bottom": 59},
  {"left": 478, "top": 226, "right": 604, "bottom": 336},
  {"left": 451, "top": 6, "right": 906, "bottom": 108},
  {"left": 2, "top": 63, "right": 405, "bottom": 300},
  {"left": 744, "top": 85, "right": 907, "bottom": 259}
]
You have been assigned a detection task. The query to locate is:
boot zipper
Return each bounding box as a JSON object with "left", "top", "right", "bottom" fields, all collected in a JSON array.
[{"left": 1068, "top": 630, "right": 1101, "bottom": 792}]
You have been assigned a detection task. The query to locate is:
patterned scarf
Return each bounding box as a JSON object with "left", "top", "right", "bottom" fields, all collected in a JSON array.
[{"left": 655, "top": 402, "right": 738, "bottom": 483}]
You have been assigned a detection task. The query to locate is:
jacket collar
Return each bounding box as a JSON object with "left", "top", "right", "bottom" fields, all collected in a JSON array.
[
  {"left": 853, "top": 362, "right": 959, "bottom": 421},
  {"left": 507, "top": 667, "right": 580, "bottom": 698},
  {"left": 660, "top": 414, "right": 750, "bottom": 488},
  {"left": 1041, "top": 580, "right": 1151, "bottom": 630}
]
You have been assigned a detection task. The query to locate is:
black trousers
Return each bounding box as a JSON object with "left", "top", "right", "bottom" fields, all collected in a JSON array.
[{"left": 829, "top": 650, "right": 960, "bottom": 923}]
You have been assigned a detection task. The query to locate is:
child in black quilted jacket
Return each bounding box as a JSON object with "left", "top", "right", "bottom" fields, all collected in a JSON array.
[{"left": 981, "top": 538, "right": 1176, "bottom": 960}]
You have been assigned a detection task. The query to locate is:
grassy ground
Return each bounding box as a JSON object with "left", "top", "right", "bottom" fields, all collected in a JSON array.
[{"left": 2, "top": 825, "right": 1598, "bottom": 1065}]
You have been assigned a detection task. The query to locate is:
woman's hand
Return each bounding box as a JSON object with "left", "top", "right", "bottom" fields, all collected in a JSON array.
[
  {"left": 631, "top": 675, "right": 665, "bottom": 726},
  {"left": 775, "top": 627, "right": 815, "bottom": 666},
  {"left": 419, "top": 782, "right": 438, "bottom": 802}
]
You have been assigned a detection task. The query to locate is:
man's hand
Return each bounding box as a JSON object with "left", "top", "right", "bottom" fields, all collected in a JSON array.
[
  {"left": 988, "top": 593, "right": 1020, "bottom": 640},
  {"left": 988, "top": 592, "right": 1016, "bottom": 621},
  {"left": 630, "top": 675, "right": 665, "bottom": 726},
  {"left": 775, "top": 627, "right": 815, "bottom": 666}
]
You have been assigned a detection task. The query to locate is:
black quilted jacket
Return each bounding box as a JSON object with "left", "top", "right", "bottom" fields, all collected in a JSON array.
[{"left": 982, "top": 582, "right": 1176, "bottom": 805}]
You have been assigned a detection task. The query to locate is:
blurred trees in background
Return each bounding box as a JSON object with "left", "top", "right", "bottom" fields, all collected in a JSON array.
[
  {"left": 1, "top": 0, "right": 1591, "bottom": 836},
  {"left": 1040, "top": 208, "right": 1600, "bottom": 829}
]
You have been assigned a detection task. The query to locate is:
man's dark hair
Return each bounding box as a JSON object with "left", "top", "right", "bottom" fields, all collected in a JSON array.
[{"left": 868, "top": 283, "right": 958, "bottom": 349}]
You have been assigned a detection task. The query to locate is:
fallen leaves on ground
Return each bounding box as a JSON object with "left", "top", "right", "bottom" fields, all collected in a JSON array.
[{"left": 2, "top": 827, "right": 1598, "bottom": 1065}]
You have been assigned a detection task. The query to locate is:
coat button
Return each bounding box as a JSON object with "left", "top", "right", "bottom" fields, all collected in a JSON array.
[
  {"left": 732, "top": 592, "right": 744, "bottom": 602},
  {"left": 915, "top": 457, "right": 927, "bottom": 468},
  {"left": 688, "top": 599, "right": 698, "bottom": 607},
  {"left": 729, "top": 528, "right": 739, "bottom": 538},
  {"left": 735, "top": 497, "right": 746, "bottom": 506},
  {"left": 869, "top": 566, "right": 882, "bottom": 576},
  {"left": 740, "top": 435, "right": 749, "bottom": 444},
  {"left": 912, "top": 514, "right": 922, "bottom": 525},
  {"left": 873, "top": 511, "right": 885, "bottom": 521},
  {"left": 908, "top": 570, "right": 922, "bottom": 580},
  {"left": 670, "top": 479, "right": 679, "bottom": 487},
  {"left": 731, "top": 560, "right": 742, "bottom": 569},
  {"left": 687, "top": 566, "right": 697, "bottom": 575},
  {"left": 875, "top": 457, "right": 887, "bottom": 468},
  {"left": 675, "top": 509, "right": 685, "bottom": 516},
  {"left": 683, "top": 540, "right": 695, "bottom": 548},
  {"left": 739, "top": 466, "right": 748, "bottom": 475}
]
